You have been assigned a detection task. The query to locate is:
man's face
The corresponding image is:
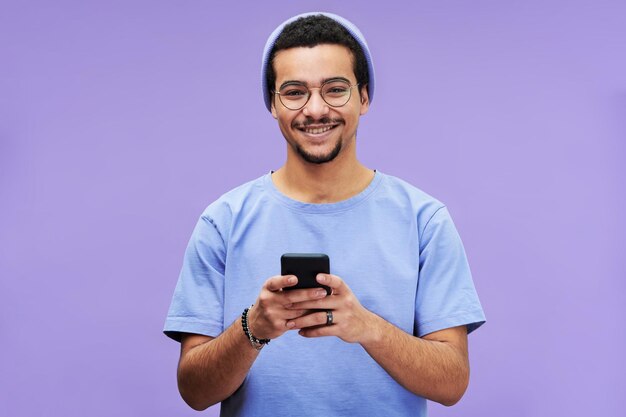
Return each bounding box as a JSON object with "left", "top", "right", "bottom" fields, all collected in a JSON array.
[{"left": 271, "top": 44, "right": 369, "bottom": 165}]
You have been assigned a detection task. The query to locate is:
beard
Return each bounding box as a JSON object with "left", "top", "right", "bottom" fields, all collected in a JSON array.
[
  {"left": 294, "top": 138, "right": 342, "bottom": 164},
  {"left": 290, "top": 117, "right": 345, "bottom": 164}
]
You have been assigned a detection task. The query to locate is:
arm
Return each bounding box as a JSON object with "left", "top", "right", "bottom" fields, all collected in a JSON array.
[
  {"left": 176, "top": 274, "right": 326, "bottom": 410},
  {"left": 177, "top": 323, "right": 258, "bottom": 411},
  {"left": 362, "top": 319, "right": 469, "bottom": 406},
  {"left": 289, "top": 274, "right": 470, "bottom": 406}
]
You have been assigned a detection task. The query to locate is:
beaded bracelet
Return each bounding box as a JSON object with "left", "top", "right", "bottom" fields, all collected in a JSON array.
[{"left": 241, "top": 305, "right": 270, "bottom": 351}]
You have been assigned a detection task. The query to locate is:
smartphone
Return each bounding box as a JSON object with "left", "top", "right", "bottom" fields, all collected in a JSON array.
[{"left": 281, "top": 253, "right": 331, "bottom": 295}]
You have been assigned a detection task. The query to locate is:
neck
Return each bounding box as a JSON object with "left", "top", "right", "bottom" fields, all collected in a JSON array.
[{"left": 272, "top": 143, "right": 375, "bottom": 204}]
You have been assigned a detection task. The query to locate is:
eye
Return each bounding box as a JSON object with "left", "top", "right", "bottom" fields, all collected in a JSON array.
[
  {"left": 281, "top": 87, "right": 308, "bottom": 98},
  {"left": 323, "top": 83, "right": 350, "bottom": 96}
]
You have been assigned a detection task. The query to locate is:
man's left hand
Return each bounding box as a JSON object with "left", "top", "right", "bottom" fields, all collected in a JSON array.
[{"left": 285, "top": 273, "right": 378, "bottom": 344}]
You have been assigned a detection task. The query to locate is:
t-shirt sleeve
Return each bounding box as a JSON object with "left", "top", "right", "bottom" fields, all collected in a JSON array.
[
  {"left": 163, "top": 215, "right": 227, "bottom": 342},
  {"left": 414, "top": 206, "right": 486, "bottom": 337}
]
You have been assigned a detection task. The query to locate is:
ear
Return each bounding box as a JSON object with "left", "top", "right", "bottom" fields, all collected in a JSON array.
[
  {"left": 271, "top": 96, "right": 278, "bottom": 119},
  {"left": 359, "top": 85, "right": 370, "bottom": 116}
]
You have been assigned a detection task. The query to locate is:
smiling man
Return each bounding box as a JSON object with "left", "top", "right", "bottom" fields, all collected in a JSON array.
[{"left": 164, "top": 12, "right": 485, "bottom": 417}]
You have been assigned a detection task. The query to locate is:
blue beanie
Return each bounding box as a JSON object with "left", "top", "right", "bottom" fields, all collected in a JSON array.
[{"left": 261, "top": 12, "right": 375, "bottom": 112}]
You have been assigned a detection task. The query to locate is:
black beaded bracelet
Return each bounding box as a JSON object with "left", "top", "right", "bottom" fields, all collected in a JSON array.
[{"left": 241, "top": 305, "right": 270, "bottom": 350}]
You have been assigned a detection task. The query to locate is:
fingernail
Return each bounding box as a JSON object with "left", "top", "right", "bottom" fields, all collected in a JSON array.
[
  {"left": 316, "top": 289, "right": 326, "bottom": 297},
  {"left": 287, "top": 276, "right": 296, "bottom": 284},
  {"left": 317, "top": 274, "right": 327, "bottom": 283},
  {"left": 286, "top": 321, "right": 295, "bottom": 328}
]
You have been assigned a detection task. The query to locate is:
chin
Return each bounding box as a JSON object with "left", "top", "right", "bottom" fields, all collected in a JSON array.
[{"left": 296, "top": 142, "right": 342, "bottom": 164}]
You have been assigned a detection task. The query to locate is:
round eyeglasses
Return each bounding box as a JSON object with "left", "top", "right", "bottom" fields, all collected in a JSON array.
[{"left": 274, "top": 80, "right": 359, "bottom": 111}]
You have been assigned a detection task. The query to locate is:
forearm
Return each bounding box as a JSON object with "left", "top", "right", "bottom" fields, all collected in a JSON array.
[
  {"left": 177, "top": 319, "right": 259, "bottom": 410},
  {"left": 175, "top": 275, "right": 318, "bottom": 411},
  {"left": 362, "top": 314, "right": 469, "bottom": 406}
]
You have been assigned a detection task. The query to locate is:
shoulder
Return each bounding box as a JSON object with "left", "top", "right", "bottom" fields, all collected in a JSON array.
[
  {"left": 199, "top": 174, "right": 268, "bottom": 232},
  {"left": 376, "top": 172, "right": 446, "bottom": 230},
  {"left": 378, "top": 173, "right": 440, "bottom": 204}
]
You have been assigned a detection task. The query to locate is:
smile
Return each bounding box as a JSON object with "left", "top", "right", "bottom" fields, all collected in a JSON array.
[{"left": 298, "top": 124, "right": 338, "bottom": 135}]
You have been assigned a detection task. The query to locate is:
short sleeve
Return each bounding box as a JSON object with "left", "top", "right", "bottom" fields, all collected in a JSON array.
[
  {"left": 414, "top": 206, "right": 486, "bottom": 337},
  {"left": 163, "top": 215, "right": 227, "bottom": 342}
]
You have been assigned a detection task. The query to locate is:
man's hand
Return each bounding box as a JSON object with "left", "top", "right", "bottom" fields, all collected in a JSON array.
[
  {"left": 176, "top": 273, "right": 332, "bottom": 410},
  {"left": 283, "top": 273, "right": 469, "bottom": 406},
  {"left": 246, "top": 274, "right": 330, "bottom": 340},
  {"left": 285, "top": 273, "right": 378, "bottom": 344}
]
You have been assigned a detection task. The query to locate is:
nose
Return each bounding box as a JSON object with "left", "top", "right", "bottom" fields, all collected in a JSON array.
[{"left": 302, "top": 88, "right": 329, "bottom": 118}]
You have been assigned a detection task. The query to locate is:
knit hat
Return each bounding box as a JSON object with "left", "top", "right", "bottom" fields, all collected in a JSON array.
[{"left": 261, "top": 12, "right": 375, "bottom": 112}]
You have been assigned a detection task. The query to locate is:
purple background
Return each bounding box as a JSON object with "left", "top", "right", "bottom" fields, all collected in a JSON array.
[{"left": 1, "top": 1, "right": 625, "bottom": 416}]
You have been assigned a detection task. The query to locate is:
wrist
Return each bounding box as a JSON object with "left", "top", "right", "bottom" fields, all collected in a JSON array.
[
  {"left": 359, "top": 310, "right": 386, "bottom": 347},
  {"left": 241, "top": 305, "right": 270, "bottom": 351}
]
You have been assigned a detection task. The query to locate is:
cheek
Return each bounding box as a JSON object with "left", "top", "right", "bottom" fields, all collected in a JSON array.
[
  {"left": 276, "top": 114, "right": 296, "bottom": 137},
  {"left": 280, "top": 112, "right": 301, "bottom": 130},
  {"left": 277, "top": 114, "right": 292, "bottom": 130},
  {"left": 343, "top": 108, "right": 360, "bottom": 126}
]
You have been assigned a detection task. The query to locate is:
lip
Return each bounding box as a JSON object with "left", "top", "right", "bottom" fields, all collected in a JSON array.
[{"left": 296, "top": 124, "right": 339, "bottom": 140}]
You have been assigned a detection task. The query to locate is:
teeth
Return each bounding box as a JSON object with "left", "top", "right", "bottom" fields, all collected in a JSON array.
[{"left": 304, "top": 125, "right": 334, "bottom": 134}]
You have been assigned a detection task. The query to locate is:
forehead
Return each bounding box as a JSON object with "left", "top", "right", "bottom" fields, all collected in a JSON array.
[{"left": 272, "top": 44, "right": 355, "bottom": 85}]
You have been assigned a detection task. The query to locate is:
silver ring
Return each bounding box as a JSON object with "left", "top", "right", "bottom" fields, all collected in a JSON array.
[{"left": 325, "top": 310, "right": 333, "bottom": 326}]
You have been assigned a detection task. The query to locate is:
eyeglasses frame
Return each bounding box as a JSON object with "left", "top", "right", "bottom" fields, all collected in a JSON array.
[{"left": 273, "top": 81, "right": 360, "bottom": 111}]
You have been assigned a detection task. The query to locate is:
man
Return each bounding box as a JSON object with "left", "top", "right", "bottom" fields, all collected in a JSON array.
[{"left": 164, "top": 12, "right": 485, "bottom": 416}]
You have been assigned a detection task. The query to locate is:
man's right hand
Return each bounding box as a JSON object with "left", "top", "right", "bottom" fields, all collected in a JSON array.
[
  {"left": 177, "top": 274, "right": 330, "bottom": 410},
  {"left": 246, "top": 274, "right": 329, "bottom": 340}
]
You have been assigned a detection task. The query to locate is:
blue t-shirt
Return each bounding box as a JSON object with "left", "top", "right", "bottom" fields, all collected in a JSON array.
[{"left": 164, "top": 171, "right": 485, "bottom": 417}]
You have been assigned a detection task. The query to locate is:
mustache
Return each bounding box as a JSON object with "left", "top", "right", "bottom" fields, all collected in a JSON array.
[{"left": 292, "top": 117, "right": 344, "bottom": 129}]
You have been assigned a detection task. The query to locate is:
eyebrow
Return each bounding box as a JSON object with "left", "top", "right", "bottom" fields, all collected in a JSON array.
[{"left": 278, "top": 77, "right": 352, "bottom": 90}]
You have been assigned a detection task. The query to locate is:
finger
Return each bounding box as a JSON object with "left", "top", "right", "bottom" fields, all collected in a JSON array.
[
  {"left": 280, "top": 308, "right": 308, "bottom": 321},
  {"left": 287, "top": 310, "right": 332, "bottom": 329},
  {"left": 266, "top": 275, "right": 297, "bottom": 292},
  {"left": 288, "top": 296, "right": 342, "bottom": 310},
  {"left": 298, "top": 325, "right": 337, "bottom": 338},
  {"left": 281, "top": 287, "right": 328, "bottom": 305},
  {"left": 316, "top": 273, "right": 346, "bottom": 293}
]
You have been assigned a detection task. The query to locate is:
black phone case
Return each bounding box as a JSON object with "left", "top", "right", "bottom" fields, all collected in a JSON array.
[{"left": 281, "top": 253, "right": 331, "bottom": 295}]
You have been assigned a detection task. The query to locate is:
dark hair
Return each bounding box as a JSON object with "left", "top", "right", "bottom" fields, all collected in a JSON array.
[{"left": 266, "top": 15, "right": 369, "bottom": 100}]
